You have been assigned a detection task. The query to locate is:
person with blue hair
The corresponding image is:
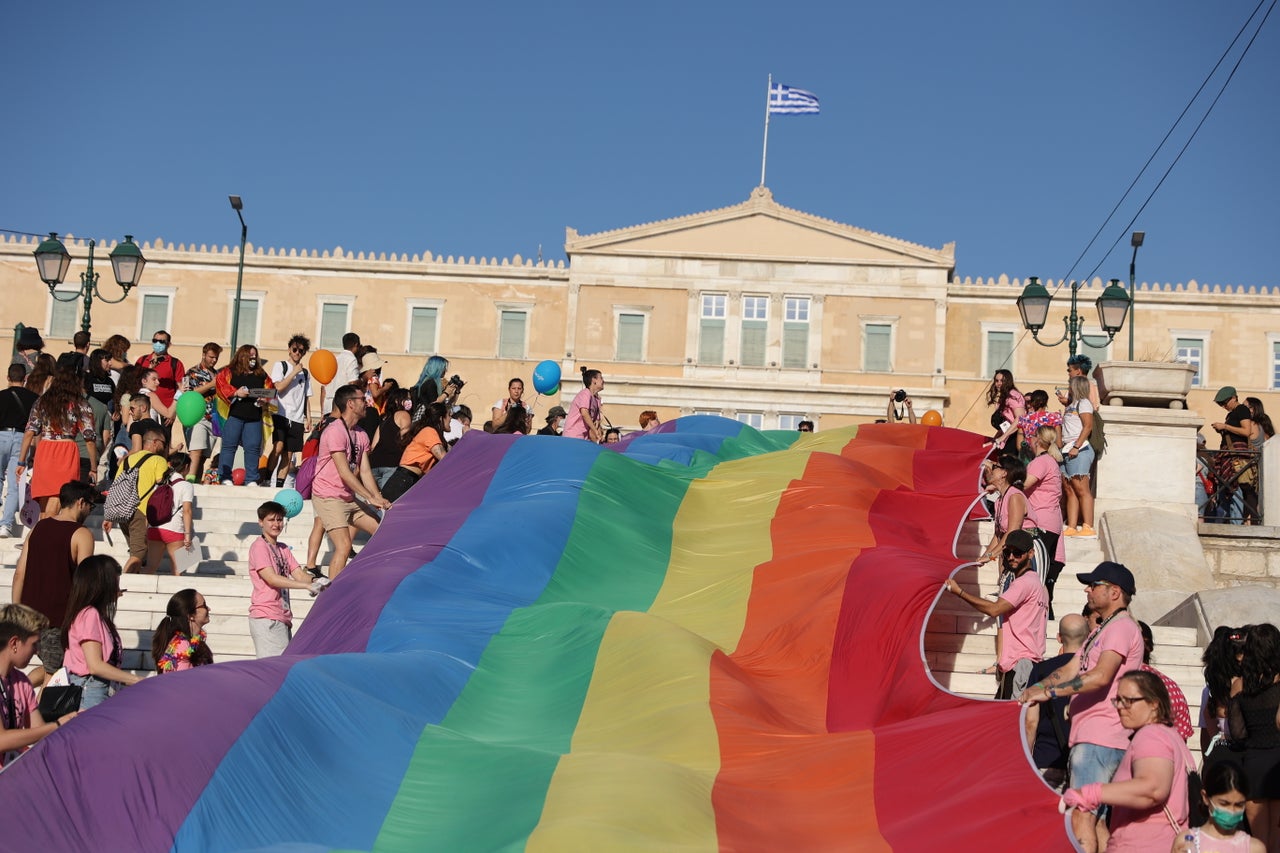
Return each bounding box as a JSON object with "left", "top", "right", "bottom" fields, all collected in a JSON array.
[
  {"left": 412, "top": 355, "right": 460, "bottom": 421},
  {"left": 1057, "top": 354, "right": 1101, "bottom": 408}
]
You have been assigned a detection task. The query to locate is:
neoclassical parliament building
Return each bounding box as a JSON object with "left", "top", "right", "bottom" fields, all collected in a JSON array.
[{"left": 3, "top": 187, "right": 1277, "bottom": 435}]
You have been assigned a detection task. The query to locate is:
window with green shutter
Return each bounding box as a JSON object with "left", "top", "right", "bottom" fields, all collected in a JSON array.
[
  {"left": 499, "top": 310, "right": 527, "bottom": 359},
  {"left": 1175, "top": 338, "right": 1203, "bottom": 387},
  {"left": 699, "top": 294, "right": 726, "bottom": 364},
  {"left": 741, "top": 296, "right": 768, "bottom": 367},
  {"left": 234, "top": 298, "right": 260, "bottom": 347},
  {"left": 319, "top": 303, "right": 349, "bottom": 350},
  {"left": 49, "top": 292, "right": 79, "bottom": 340},
  {"left": 617, "top": 313, "right": 644, "bottom": 362},
  {"left": 986, "top": 330, "right": 1014, "bottom": 375},
  {"left": 140, "top": 294, "right": 170, "bottom": 340},
  {"left": 782, "top": 297, "right": 809, "bottom": 368},
  {"left": 863, "top": 324, "right": 892, "bottom": 372},
  {"left": 408, "top": 307, "right": 438, "bottom": 354}
]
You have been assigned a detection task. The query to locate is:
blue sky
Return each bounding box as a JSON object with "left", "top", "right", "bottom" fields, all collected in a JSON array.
[{"left": 3, "top": 2, "right": 1276, "bottom": 287}]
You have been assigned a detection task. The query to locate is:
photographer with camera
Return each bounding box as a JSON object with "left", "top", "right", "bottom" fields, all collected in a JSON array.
[
  {"left": 886, "top": 390, "right": 917, "bottom": 424},
  {"left": 411, "top": 355, "right": 462, "bottom": 421}
]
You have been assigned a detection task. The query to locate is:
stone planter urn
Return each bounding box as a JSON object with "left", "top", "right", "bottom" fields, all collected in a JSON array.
[{"left": 1094, "top": 360, "right": 1198, "bottom": 409}]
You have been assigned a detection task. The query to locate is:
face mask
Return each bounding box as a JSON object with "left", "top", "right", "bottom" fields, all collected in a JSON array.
[
  {"left": 248, "top": 359, "right": 258, "bottom": 368},
  {"left": 152, "top": 342, "right": 168, "bottom": 354},
  {"left": 1210, "top": 806, "right": 1245, "bottom": 830}
]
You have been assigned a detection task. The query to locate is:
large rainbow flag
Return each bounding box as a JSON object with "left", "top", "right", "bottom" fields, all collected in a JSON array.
[{"left": 0, "top": 418, "right": 1072, "bottom": 850}]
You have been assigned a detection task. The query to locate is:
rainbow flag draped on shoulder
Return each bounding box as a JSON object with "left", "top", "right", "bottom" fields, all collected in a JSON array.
[{"left": 0, "top": 417, "right": 1072, "bottom": 851}]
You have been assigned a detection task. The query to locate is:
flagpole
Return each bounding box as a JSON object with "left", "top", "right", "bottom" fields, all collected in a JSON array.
[{"left": 760, "top": 73, "right": 771, "bottom": 187}]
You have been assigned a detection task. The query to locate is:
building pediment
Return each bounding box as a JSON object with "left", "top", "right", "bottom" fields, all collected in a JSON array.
[{"left": 565, "top": 186, "right": 955, "bottom": 269}]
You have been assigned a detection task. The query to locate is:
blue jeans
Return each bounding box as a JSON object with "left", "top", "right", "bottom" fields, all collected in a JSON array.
[
  {"left": 0, "top": 429, "right": 22, "bottom": 527},
  {"left": 68, "top": 672, "right": 112, "bottom": 711},
  {"left": 218, "top": 416, "right": 263, "bottom": 484}
]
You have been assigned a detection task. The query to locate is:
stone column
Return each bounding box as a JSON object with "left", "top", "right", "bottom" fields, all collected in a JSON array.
[{"left": 1094, "top": 405, "right": 1205, "bottom": 522}]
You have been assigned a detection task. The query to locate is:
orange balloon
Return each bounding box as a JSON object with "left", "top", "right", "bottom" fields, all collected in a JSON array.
[
  {"left": 921, "top": 409, "right": 943, "bottom": 426},
  {"left": 310, "top": 349, "right": 337, "bottom": 385}
]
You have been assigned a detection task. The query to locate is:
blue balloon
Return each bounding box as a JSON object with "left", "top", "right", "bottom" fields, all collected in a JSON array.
[
  {"left": 275, "top": 488, "right": 305, "bottom": 519},
  {"left": 532, "top": 360, "right": 561, "bottom": 395}
]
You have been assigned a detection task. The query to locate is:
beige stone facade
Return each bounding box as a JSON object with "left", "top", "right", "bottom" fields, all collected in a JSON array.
[{"left": 4, "top": 187, "right": 1278, "bottom": 434}]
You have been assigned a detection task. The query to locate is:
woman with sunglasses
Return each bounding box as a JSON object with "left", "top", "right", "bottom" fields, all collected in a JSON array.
[
  {"left": 1061, "top": 670, "right": 1195, "bottom": 851},
  {"left": 214, "top": 344, "right": 275, "bottom": 486},
  {"left": 151, "top": 589, "right": 214, "bottom": 673}
]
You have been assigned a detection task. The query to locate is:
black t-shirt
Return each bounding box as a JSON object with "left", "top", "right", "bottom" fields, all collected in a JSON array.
[
  {"left": 128, "top": 418, "right": 163, "bottom": 442},
  {"left": 228, "top": 372, "right": 268, "bottom": 422},
  {"left": 1222, "top": 403, "right": 1252, "bottom": 450},
  {"left": 0, "top": 386, "right": 38, "bottom": 431},
  {"left": 1027, "top": 652, "right": 1075, "bottom": 770},
  {"left": 83, "top": 373, "right": 116, "bottom": 407}
]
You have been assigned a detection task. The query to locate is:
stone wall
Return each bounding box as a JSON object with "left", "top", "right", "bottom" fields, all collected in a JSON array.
[{"left": 1200, "top": 528, "right": 1280, "bottom": 589}]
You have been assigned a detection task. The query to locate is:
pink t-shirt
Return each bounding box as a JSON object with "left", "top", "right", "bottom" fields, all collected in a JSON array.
[
  {"left": 998, "top": 571, "right": 1048, "bottom": 671},
  {"left": 0, "top": 669, "right": 37, "bottom": 767},
  {"left": 995, "top": 487, "right": 1041, "bottom": 536},
  {"left": 1024, "top": 455, "right": 1063, "bottom": 535},
  {"left": 248, "top": 537, "right": 300, "bottom": 626},
  {"left": 1068, "top": 615, "right": 1145, "bottom": 749},
  {"left": 1107, "top": 723, "right": 1192, "bottom": 851},
  {"left": 563, "top": 388, "right": 599, "bottom": 440},
  {"left": 63, "top": 607, "right": 116, "bottom": 676},
  {"left": 311, "top": 419, "right": 369, "bottom": 502}
]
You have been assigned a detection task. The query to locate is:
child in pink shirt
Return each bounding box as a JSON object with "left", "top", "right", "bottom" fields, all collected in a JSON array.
[{"left": 248, "top": 501, "right": 327, "bottom": 658}]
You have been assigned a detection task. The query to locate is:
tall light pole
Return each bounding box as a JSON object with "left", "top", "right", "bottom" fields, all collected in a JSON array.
[
  {"left": 33, "top": 233, "right": 147, "bottom": 333},
  {"left": 1127, "top": 231, "right": 1144, "bottom": 361},
  {"left": 229, "top": 195, "right": 247, "bottom": 354},
  {"left": 1016, "top": 276, "right": 1132, "bottom": 357}
]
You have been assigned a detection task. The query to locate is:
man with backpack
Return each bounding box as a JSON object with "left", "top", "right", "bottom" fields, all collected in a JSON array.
[
  {"left": 265, "top": 334, "right": 314, "bottom": 489},
  {"left": 102, "top": 428, "right": 169, "bottom": 574},
  {"left": 309, "top": 385, "right": 389, "bottom": 580}
]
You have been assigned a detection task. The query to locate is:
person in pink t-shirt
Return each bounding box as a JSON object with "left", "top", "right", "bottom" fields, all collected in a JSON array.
[
  {"left": 1061, "top": 670, "right": 1195, "bottom": 852},
  {"left": 1023, "top": 426, "right": 1066, "bottom": 615},
  {"left": 563, "top": 367, "right": 604, "bottom": 443},
  {"left": 0, "top": 605, "right": 77, "bottom": 766},
  {"left": 945, "top": 529, "right": 1047, "bottom": 699},
  {"left": 1019, "top": 561, "right": 1145, "bottom": 853},
  {"left": 310, "top": 385, "right": 390, "bottom": 581},
  {"left": 248, "top": 501, "right": 327, "bottom": 658}
]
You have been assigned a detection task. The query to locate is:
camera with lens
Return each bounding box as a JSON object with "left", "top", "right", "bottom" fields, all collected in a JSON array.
[
  {"left": 448, "top": 375, "right": 466, "bottom": 391},
  {"left": 893, "top": 389, "right": 907, "bottom": 403}
]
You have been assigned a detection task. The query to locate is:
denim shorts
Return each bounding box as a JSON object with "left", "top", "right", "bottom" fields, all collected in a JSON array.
[
  {"left": 1061, "top": 442, "right": 1095, "bottom": 479},
  {"left": 1069, "top": 742, "right": 1125, "bottom": 812},
  {"left": 67, "top": 672, "right": 112, "bottom": 711}
]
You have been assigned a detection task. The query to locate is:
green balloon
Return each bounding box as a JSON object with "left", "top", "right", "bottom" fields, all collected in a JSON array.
[
  {"left": 548, "top": 383, "right": 559, "bottom": 396},
  {"left": 176, "top": 391, "right": 206, "bottom": 427}
]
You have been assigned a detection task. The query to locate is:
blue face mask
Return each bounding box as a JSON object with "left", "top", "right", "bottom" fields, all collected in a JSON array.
[
  {"left": 1210, "top": 805, "right": 1245, "bottom": 830},
  {"left": 152, "top": 341, "right": 167, "bottom": 355}
]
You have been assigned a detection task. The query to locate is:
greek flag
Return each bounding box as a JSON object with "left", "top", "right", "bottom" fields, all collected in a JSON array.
[{"left": 768, "top": 83, "right": 820, "bottom": 115}]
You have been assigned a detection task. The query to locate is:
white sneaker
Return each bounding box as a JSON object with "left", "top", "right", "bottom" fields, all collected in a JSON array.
[{"left": 0, "top": 524, "right": 11, "bottom": 538}]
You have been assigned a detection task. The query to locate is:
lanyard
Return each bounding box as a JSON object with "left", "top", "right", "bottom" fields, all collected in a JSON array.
[
  {"left": 1079, "top": 608, "right": 1129, "bottom": 673},
  {"left": 0, "top": 674, "right": 15, "bottom": 730}
]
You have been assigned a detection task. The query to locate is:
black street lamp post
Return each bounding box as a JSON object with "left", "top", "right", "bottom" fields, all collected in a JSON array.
[
  {"left": 33, "top": 233, "right": 147, "bottom": 334},
  {"left": 1016, "top": 276, "right": 1132, "bottom": 358}
]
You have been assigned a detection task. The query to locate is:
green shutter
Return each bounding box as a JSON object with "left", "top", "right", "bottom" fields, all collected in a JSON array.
[
  {"left": 699, "top": 318, "right": 724, "bottom": 364},
  {"left": 987, "top": 331, "right": 1013, "bottom": 374},
  {"left": 236, "top": 299, "right": 259, "bottom": 347},
  {"left": 864, "top": 324, "right": 892, "bottom": 372},
  {"left": 782, "top": 322, "right": 808, "bottom": 369},
  {"left": 617, "top": 313, "right": 644, "bottom": 362},
  {"left": 319, "top": 303, "right": 348, "bottom": 350},
  {"left": 140, "top": 294, "right": 169, "bottom": 340},
  {"left": 741, "top": 320, "right": 767, "bottom": 366},
  {"left": 1078, "top": 339, "right": 1109, "bottom": 370},
  {"left": 49, "top": 294, "right": 79, "bottom": 339},
  {"left": 409, "top": 307, "right": 438, "bottom": 354},
  {"left": 499, "top": 310, "right": 527, "bottom": 359}
]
